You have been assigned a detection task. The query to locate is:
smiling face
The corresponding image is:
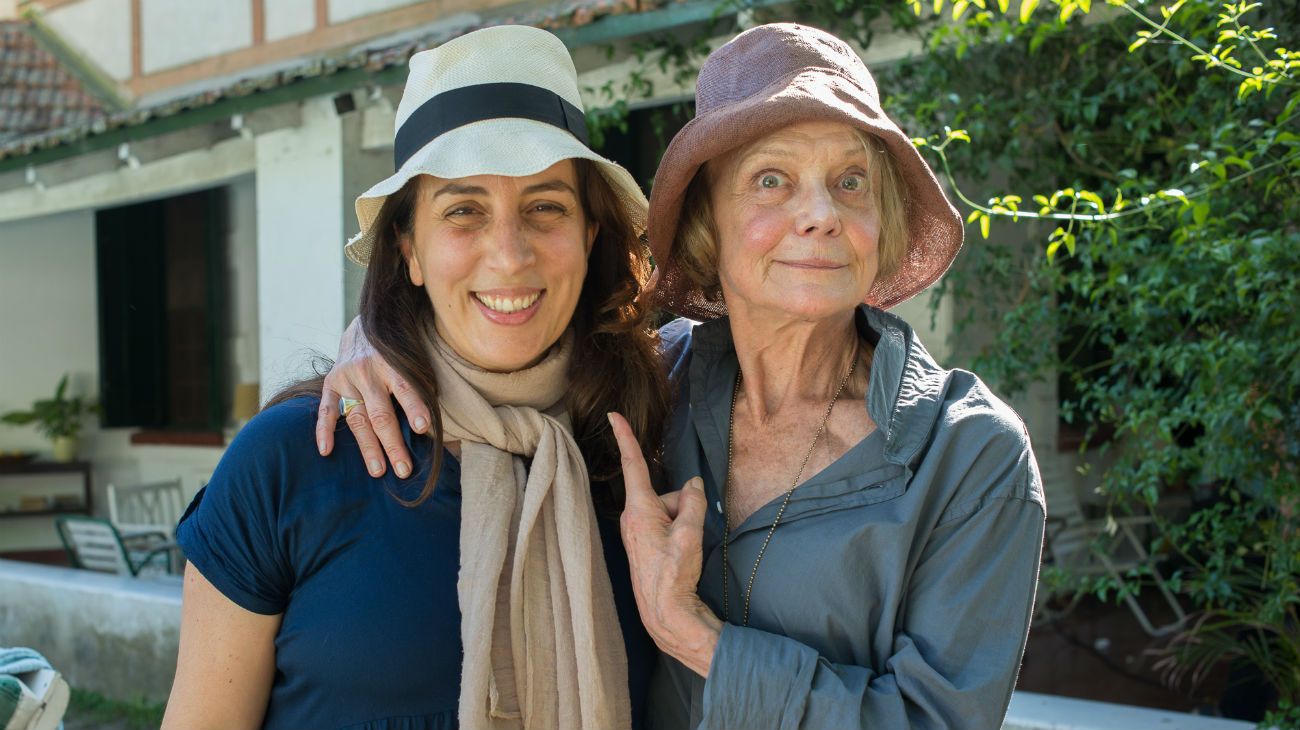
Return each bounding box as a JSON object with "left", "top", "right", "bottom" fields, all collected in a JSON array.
[
  {"left": 707, "top": 120, "right": 885, "bottom": 322},
  {"left": 402, "top": 161, "right": 596, "bottom": 372}
]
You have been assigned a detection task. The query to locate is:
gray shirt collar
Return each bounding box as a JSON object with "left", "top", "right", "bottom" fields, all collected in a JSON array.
[{"left": 686, "top": 304, "right": 948, "bottom": 469}]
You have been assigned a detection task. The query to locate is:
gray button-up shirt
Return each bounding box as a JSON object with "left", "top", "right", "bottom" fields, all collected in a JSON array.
[{"left": 649, "top": 306, "right": 1046, "bottom": 730}]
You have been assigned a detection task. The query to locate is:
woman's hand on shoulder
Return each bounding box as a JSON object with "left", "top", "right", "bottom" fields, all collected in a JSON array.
[
  {"left": 317, "top": 316, "right": 432, "bottom": 479},
  {"left": 608, "top": 412, "right": 723, "bottom": 678}
]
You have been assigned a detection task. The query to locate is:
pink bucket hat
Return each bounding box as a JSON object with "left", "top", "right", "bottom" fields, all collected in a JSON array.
[{"left": 647, "top": 22, "right": 965, "bottom": 320}]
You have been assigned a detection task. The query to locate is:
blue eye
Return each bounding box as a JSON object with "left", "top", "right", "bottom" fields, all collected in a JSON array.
[
  {"left": 759, "top": 174, "right": 783, "bottom": 189},
  {"left": 840, "top": 175, "right": 865, "bottom": 191}
]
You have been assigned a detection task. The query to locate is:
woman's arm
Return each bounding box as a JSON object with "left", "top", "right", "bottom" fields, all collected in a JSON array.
[
  {"left": 615, "top": 406, "right": 1045, "bottom": 729},
  {"left": 317, "top": 316, "right": 432, "bottom": 478},
  {"left": 698, "top": 489, "right": 1045, "bottom": 730},
  {"left": 161, "top": 563, "right": 282, "bottom": 730}
]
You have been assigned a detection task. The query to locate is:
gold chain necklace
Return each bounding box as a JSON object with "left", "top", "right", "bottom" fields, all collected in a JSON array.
[{"left": 721, "top": 343, "right": 859, "bottom": 627}]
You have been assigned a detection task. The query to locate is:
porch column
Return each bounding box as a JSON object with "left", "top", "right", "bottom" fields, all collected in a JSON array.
[{"left": 255, "top": 96, "right": 346, "bottom": 395}]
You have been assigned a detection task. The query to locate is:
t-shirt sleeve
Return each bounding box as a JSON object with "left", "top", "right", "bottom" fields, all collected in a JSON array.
[{"left": 175, "top": 401, "right": 308, "bottom": 615}]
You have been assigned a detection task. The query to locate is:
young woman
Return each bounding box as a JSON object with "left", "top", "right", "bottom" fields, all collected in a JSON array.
[{"left": 162, "top": 26, "right": 667, "bottom": 730}]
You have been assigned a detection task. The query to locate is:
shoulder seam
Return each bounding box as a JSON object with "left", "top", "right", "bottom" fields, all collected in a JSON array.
[{"left": 935, "top": 458, "right": 1042, "bottom": 527}]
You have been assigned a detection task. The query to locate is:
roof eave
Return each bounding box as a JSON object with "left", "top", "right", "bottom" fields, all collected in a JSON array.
[{"left": 0, "top": 0, "right": 788, "bottom": 175}]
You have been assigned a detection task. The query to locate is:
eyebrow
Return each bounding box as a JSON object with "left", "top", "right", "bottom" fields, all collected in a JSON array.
[
  {"left": 743, "top": 144, "right": 800, "bottom": 161},
  {"left": 522, "top": 180, "right": 578, "bottom": 196},
  {"left": 430, "top": 179, "right": 578, "bottom": 199},
  {"left": 741, "top": 145, "right": 867, "bottom": 164},
  {"left": 431, "top": 183, "right": 488, "bottom": 199}
]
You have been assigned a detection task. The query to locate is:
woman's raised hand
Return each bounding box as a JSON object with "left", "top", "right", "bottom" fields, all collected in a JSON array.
[
  {"left": 317, "top": 317, "right": 433, "bottom": 479},
  {"left": 608, "top": 412, "right": 723, "bottom": 678}
]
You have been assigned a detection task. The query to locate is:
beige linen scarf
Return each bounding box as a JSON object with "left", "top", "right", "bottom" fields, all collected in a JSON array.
[{"left": 425, "top": 325, "right": 631, "bottom": 730}]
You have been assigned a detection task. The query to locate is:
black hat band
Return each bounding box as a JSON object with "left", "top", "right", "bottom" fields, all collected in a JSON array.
[{"left": 393, "top": 82, "right": 590, "bottom": 171}]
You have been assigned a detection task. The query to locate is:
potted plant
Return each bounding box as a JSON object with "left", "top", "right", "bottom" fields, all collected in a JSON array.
[{"left": 1, "top": 375, "right": 98, "bottom": 462}]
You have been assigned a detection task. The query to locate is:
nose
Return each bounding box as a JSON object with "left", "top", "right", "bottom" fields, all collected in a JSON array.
[
  {"left": 794, "top": 184, "right": 842, "bottom": 237},
  {"left": 484, "top": 214, "right": 537, "bottom": 274}
]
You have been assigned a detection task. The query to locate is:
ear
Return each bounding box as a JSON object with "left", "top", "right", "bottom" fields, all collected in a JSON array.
[
  {"left": 401, "top": 231, "right": 424, "bottom": 287},
  {"left": 585, "top": 220, "right": 599, "bottom": 257}
]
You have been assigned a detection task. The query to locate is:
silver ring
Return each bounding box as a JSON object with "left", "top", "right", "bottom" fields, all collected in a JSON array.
[{"left": 339, "top": 397, "right": 363, "bottom": 417}]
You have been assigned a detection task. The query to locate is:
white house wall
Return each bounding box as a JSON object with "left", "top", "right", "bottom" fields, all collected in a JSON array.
[
  {"left": 41, "top": 0, "right": 132, "bottom": 81},
  {"left": 0, "top": 176, "right": 259, "bottom": 553},
  {"left": 255, "top": 96, "right": 346, "bottom": 394},
  {"left": 0, "top": 210, "right": 99, "bottom": 457},
  {"left": 0, "top": 210, "right": 96, "bottom": 551},
  {"left": 340, "top": 108, "right": 393, "bottom": 323},
  {"left": 228, "top": 176, "right": 261, "bottom": 389},
  {"left": 139, "top": 0, "right": 253, "bottom": 75},
  {"left": 266, "top": 0, "right": 318, "bottom": 42},
  {"left": 329, "top": 0, "right": 423, "bottom": 24}
]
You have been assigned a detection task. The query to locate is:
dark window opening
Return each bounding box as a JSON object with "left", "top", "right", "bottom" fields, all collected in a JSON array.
[
  {"left": 595, "top": 102, "right": 694, "bottom": 194},
  {"left": 96, "top": 188, "right": 228, "bottom": 433}
]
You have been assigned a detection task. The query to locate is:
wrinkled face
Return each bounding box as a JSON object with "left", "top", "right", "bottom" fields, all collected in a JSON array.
[
  {"left": 403, "top": 161, "right": 596, "bottom": 372},
  {"left": 709, "top": 120, "right": 882, "bottom": 321}
]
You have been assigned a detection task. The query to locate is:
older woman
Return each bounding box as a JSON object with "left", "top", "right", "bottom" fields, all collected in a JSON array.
[
  {"left": 163, "top": 26, "right": 664, "bottom": 730},
  {"left": 610, "top": 23, "right": 1045, "bottom": 729},
  {"left": 321, "top": 22, "right": 1044, "bottom": 730}
]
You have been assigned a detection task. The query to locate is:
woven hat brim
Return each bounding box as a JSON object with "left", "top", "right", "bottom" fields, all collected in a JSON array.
[
  {"left": 345, "top": 117, "right": 648, "bottom": 266},
  {"left": 646, "top": 68, "right": 964, "bottom": 320}
]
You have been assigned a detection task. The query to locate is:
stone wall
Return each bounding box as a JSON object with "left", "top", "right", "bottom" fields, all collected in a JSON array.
[{"left": 0, "top": 558, "right": 180, "bottom": 704}]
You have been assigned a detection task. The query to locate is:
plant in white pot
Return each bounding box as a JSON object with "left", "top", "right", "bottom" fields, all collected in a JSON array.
[{"left": 1, "top": 375, "right": 98, "bottom": 462}]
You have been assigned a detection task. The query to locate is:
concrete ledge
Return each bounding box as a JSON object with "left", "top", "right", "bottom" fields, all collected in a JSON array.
[
  {"left": 0, "top": 558, "right": 180, "bottom": 704},
  {"left": 0, "top": 558, "right": 1265, "bottom": 725},
  {"left": 1005, "top": 691, "right": 1255, "bottom": 729}
]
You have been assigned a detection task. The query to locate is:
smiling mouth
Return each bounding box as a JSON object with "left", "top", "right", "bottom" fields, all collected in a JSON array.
[
  {"left": 473, "top": 291, "right": 542, "bottom": 314},
  {"left": 778, "top": 260, "right": 844, "bottom": 270}
]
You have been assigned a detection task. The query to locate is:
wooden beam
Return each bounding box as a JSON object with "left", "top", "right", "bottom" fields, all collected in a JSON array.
[
  {"left": 315, "top": 0, "right": 327, "bottom": 28},
  {"left": 252, "top": 0, "right": 265, "bottom": 45},
  {"left": 126, "top": 0, "right": 482, "bottom": 98},
  {"left": 130, "top": 0, "right": 141, "bottom": 78}
]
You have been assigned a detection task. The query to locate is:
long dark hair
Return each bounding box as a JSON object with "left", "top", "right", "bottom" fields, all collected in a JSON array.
[{"left": 270, "top": 159, "right": 669, "bottom": 515}]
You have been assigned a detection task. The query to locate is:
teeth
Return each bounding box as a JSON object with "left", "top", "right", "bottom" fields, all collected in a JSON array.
[{"left": 475, "top": 292, "right": 540, "bottom": 313}]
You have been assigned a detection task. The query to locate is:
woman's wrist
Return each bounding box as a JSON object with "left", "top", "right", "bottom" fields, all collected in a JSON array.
[{"left": 661, "top": 600, "right": 723, "bottom": 678}]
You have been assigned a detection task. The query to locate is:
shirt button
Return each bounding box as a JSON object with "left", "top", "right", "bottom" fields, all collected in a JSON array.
[{"left": 715, "top": 500, "right": 723, "bottom": 514}]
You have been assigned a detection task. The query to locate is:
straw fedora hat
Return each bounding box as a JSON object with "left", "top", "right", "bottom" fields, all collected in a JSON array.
[
  {"left": 647, "top": 23, "right": 965, "bottom": 320},
  {"left": 345, "top": 25, "right": 648, "bottom": 266}
]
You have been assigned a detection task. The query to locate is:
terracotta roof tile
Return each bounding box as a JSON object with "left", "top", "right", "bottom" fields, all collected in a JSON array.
[{"left": 0, "top": 21, "right": 106, "bottom": 146}]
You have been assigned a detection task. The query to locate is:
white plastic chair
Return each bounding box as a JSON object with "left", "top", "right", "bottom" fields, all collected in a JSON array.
[
  {"left": 106, "top": 478, "right": 185, "bottom": 540},
  {"left": 54, "top": 516, "right": 177, "bottom": 577}
]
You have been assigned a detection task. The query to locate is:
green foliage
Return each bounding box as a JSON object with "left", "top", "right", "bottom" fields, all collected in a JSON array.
[
  {"left": 891, "top": 0, "right": 1300, "bottom": 720},
  {"left": 896, "top": 0, "right": 1298, "bottom": 719},
  {"left": 66, "top": 687, "right": 165, "bottom": 730},
  {"left": 582, "top": 0, "right": 1299, "bottom": 719},
  {"left": 582, "top": 25, "right": 715, "bottom": 156},
  {"left": 0, "top": 374, "right": 98, "bottom": 439},
  {"left": 883, "top": 0, "right": 1300, "bottom": 717}
]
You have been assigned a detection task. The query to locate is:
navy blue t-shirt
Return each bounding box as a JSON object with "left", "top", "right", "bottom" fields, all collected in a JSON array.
[{"left": 176, "top": 397, "right": 654, "bottom": 730}]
